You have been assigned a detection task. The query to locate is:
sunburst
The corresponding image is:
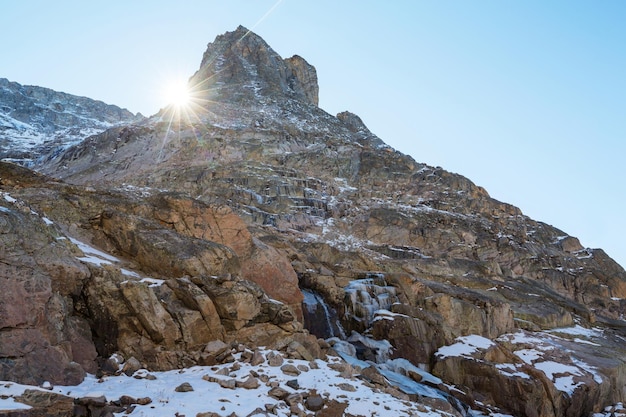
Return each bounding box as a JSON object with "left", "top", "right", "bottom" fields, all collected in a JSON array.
[{"left": 162, "top": 78, "right": 192, "bottom": 111}]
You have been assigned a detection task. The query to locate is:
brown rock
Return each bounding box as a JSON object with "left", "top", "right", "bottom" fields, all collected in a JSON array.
[
  {"left": 120, "top": 281, "right": 182, "bottom": 347},
  {"left": 268, "top": 386, "right": 289, "bottom": 400},
  {"left": 122, "top": 356, "right": 142, "bottom": 376},
  {"left": 280, "top": 364, "right": 301, "bottom": 376},
  {"left": 360, "top": 366, "right": 388, "bottom": 387},
  {"left": 175, "top": 382, "right": 194, "bottom": 392},
  {"left": 15, "top": 389, "right": 74, "bottom": 415},
  {"left": 236, "top": 376, "right": 260, "bottom": 389},
  {"left": 166, "top": 278, "right": 225, "bottom": 339},
  {"left": 336, "top": 382, "right": 356, "bottom": 392},
  {"left": 316, "top": 400, "right": 348, "bottom": 417},
  {"left": 240, "top": 239, "right": 304, "bottom": 320},
  {"left": 204, "top": 340, "right": 230, "bottom": 356},
  {"left": 250, "top": 350, "right": 265, "bottom": 366},
  {"left": 285, "top": 392, "right": 304, "bottom": 406},
  {"left": 93, "top": 209, "right": 240, "bottom": 278},
  {"left": 266, "top": 352, "right": 284, "bottom": 367}
]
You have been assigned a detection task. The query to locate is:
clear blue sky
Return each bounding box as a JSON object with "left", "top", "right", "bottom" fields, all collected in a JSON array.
[{"left": 2, "top": 1, "right": 625, "bottom": 267}]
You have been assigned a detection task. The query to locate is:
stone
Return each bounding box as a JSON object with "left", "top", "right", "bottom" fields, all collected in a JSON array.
[
  {"left": 284, "top": 55, "right": 319, "bottom": 106},
  {"left": 76, "top": 395, "right": 107, "bottom": 408},
  {"left": 287, "top": 341, "right": 315, "bottom": 361},
  {"left": 337, "top": 383, "right": 356, "bottom": 392},
  {"left": 305, "top": 393, "right": 325, "bottom": 411},
  {"left": 285, "top": 393, "right": 303, "bottom": 407},
  {"left": 122, "top": 357, "right": 142, "bottom": 376},
  {"left": 250, "top": 350, "right": 265, "bottom": 366},
  {"left": 280, "top": 364, "right": 301, "bottom": 376},
  {"left": 360, "top": 366, "right": 388, "bottom": 387},
  {"left": 236, "top": 376, "right": 260, "bottom": 389},
  {"left": 266, "top": 352, "right": 284, "bottom": 367},
  {"left": 316, "top": 400, "right": 348, "bottom": 417},
  {"left": 286, "top": 379, "right": 299, "bottom": 390},
  {"left": 15, "top": 389, "right": 74, "bottom": 415},
  {"left": 204, "top": 340, "right": 230, "bottom": 356},
  {"left": 267, "top": 386, "right": 289, "bottom": 400},
  {"left": 175, "top": 382, "right": 194, "bottom": 392},
  {"left": 118, "top": 395, "right": 138, "bottom": 405}
]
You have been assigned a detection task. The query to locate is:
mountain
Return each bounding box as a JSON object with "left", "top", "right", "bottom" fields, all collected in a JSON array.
[
  {"left": 1, "top": 26, "right": 626, "bottom": 417},
  {"left": 0, "top": 77, "right": 143, "bottom": 165}
]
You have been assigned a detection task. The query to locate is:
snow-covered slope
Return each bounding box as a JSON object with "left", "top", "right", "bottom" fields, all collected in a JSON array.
[{"left": 0, "top": 77, "right": 142, "bottom": 165}]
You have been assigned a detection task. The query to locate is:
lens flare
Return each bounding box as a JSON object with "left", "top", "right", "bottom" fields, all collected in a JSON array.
[{"left": 162, "top": 79, "right": 192, "bottom": 109}]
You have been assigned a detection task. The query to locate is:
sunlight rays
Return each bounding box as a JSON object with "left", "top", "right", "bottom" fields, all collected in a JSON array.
[{"left": 155, "top": 0, "right": 286, "bottom": 162}]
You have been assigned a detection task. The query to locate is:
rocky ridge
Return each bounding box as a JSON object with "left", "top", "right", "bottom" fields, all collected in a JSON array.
[
  {"left": 0, "top": 77, "right": 142, "bottom": 165},
  {"left": 2, "top": 26, "right": 626, "bottom": 416}
]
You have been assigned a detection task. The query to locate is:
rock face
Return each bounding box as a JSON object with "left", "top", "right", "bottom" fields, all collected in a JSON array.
[
  {"left": 2, "top": 26, "right": 626, "bottom": 416},
  {"left": 191, "top": 25, "right": 318, "bottom": 107},
  {"left": 0, "top": 77, "right": 142, "bottom": 165},
  {"left": 0, "top": 162, "right": 310, "bottom": 382}
]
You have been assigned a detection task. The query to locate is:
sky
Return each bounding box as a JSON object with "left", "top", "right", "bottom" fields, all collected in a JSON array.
[{"left": 2, "top": 1, "right": 625, "bottom": 267}]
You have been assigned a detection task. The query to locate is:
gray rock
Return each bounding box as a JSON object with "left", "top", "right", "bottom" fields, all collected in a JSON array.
[
  {"left": 174, "top": 382, "right": 194, "bottom": 392},
  {"left": 305, "top": 394, "right": 325, "bottom": 411}
]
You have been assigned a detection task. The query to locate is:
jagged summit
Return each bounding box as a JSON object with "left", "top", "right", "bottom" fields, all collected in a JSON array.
[
  {"left": 149, "top": 26, "right": 381, "bottom": 142},
  {"left": 189, "top": 25, "right": 319, "bottom": 109}
]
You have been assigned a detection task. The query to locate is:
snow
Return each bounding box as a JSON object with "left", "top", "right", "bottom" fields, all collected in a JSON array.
[
  {"left": 120, "top": 268, "right": 141, "bottom": 277},
  {"left": 2, "top": 193, "right": 17, "bottom": 203},
  {"left": 498, "top": 330, "right": 603, "bottom": 395},
  {"left": 0, "top": 350, "right": 451, "bottom": 416},
  {"left": 495, "top": 363, "right": 531, "bottom": 380},
  {"left": 0, "top": 383, "right": 35, "bottom": 411},
  {"left": 514, "top": 348, "right": 544, "bottom": 364},
  {"left": 548, "top": 324, "right": 604, "bottom": 339},
  {"left": 435, "top": 335, "right": 495, "bottom": 359},
  {"left": 69, "top": 237, "right": 120, "bottom": 266},
  {"left": 533, "top": 361, "right": 584, "bottom": 395}
]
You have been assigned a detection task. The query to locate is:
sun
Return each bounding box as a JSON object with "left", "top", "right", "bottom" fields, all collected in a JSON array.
[{"left": 162, "top": 78, "right": 192, "bottom": 110}]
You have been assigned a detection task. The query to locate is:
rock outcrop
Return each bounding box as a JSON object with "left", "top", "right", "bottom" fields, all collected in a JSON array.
[
  {"left": 190, "top": 25, "right": 318, "bottom": 108},
  {"left": 0, "top": 162, "right": 312, "bottom": 383},
  {"left": 1, "top": 26, "right": 625, "bottom": 416}
]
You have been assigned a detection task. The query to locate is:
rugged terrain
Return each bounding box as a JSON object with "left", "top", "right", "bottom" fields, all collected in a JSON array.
[
  {"left": 1, "top": 26, "right": 626, "bottom": 416},
  {"left": 0, "top": 77, "right": 142, "bottom": 165}
]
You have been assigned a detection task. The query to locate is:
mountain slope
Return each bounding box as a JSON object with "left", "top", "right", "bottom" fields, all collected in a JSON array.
[
  {"left": 2, "top": 26, "right": 626, "bottom": 416},
  {"left": 0, "top": 77, "right": 143, "bottom": 165}
]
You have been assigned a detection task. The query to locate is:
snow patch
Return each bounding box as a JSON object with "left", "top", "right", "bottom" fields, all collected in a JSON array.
[{"left": 435, "top": 335, "right": 495, "bottom": 359}]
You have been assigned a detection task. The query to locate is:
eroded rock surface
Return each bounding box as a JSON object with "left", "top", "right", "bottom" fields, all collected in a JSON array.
[{"left": 1, "top": 26, "right": 625, "bottom": 416}]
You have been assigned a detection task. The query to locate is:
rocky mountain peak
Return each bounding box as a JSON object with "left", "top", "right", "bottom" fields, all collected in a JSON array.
[
  {"left": 3, "top": 26, "right": 626, "bottom": 417},
  {"left": 189, "top": 26, "right": 319, "bottom": 108}
]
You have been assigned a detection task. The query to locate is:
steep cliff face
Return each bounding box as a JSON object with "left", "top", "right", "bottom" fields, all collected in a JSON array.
[
  {"left": 3, "top": 26, "right": 626, "bottom": 416},
  {"left": 0, "top": 78, "right": 142, "bottom": 165},
  {"left": 0, "top": 162, "right": 312, "bottom": 386}
]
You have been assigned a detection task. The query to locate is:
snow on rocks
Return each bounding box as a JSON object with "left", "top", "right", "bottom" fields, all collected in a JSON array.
[
  {"left": 0, "top": 348, "right": 458, "bottom": 417},
  {"left": 435, "top": 335, "right": 495, "bottom": 359}
]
